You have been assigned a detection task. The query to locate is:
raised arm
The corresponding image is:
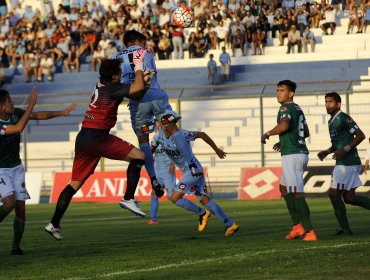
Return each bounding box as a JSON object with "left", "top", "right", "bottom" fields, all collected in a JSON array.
[
  {"left": 30, "top": 104, "right": 77, "bottom": 120},
  {"left": 4, "top": 88, "right": 38, "bottom": 135},
  {"left": 195, "top": 131, "right": 226, "bottom": 159}
]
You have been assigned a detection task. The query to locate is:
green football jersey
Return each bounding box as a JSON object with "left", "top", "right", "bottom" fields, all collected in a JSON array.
[
  {"left": 0, "top": 108, "right": 25, "bottom": 168},
  {"left": 277, "top": 102, "right": 309, "bottom": 156},
  {"left": 328, "top": 111, "right": 361, "bottom": 166}
]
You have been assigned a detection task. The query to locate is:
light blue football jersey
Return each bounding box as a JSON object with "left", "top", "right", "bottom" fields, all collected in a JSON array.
[
  {"left": 111, "top": 45, "right": 166, "bottom": 102},
  {"left": 152, "top": 129, "right": 203, "bottom": 174}
]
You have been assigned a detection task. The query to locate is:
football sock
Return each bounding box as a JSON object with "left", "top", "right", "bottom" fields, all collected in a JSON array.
[
  {"left": 0, "top": 205, "right": 9, "bottom": 222},
  {"left": 294, "top": 197, "right": 313, "bottom": 232},
  {"left": 205, "top": 199, "right": 233, "bottom": 227},
  {"left": 50, "top": 184, "right": 77, "bottom": 228},
  {"left": 331, "top": 197, "right": 351, "bottom": 230},
  {"left": 150, "top": 195, "right": 159, "bottom": 221},
  {"left": 175, "top": 198, "right": 204, "bottom": 215},
  {"left": 283, "top": 193, "right": 300, "bottom": 225},
  {"left": 139, "top": 143, "right": 155, "bottom": 177},
  {"left": 12, "top": 218, "right": 25, "bottom": 249},
  {"left": 124, "top": 159, "right": 145, "bottom": 200},
  {"left": 170, "top": 130, "right": 196, "bottom": 164},
  {"left": 353, "top": 195, "right": 370, "bottom": 210}
]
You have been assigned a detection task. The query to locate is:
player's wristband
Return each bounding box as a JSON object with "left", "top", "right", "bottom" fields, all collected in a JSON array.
[
  {"left": 134, "top": 62, "right": 144, "bottom": 72},
  {"left": 343, "top": 145, "right": 351, "bottom": 152}
]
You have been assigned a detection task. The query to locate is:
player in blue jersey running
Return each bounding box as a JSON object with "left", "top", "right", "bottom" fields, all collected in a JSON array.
[
  {"left": 151, "top": 124, "right": 239, "bottom": 236},
  {"left": 148, "top": 121, "right": 176, "bottom": 224},
  {"left": 112, "top": 30, "right": 200, "bottom": 199},
  {"left": 0, "top": 88, "right": 76, "bottom": 255}
]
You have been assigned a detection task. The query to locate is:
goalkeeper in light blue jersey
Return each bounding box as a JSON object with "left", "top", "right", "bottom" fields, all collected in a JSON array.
[
  {"left": 151, "top": 124, "right": 239, "bottom": 236},
  {"left": 112, "top": 30, "right": 200, "bottom": 199}
]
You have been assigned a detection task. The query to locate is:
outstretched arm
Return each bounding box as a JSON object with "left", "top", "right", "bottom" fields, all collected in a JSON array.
[
  {"left": 4, "top": 87, "right": 38, "bottom": 135},
  {"left": 195, "top": 131, "right": 226, "bottom": 159},
  {"left": 30, "top": 104, "right": 77, "bottom": 120}
]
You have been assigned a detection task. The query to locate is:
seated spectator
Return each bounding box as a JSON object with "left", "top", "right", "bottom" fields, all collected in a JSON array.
[
  {"left": 359, "top": 0, "right": 370, "bottom": 33},
  {"left": 244, "top": 29, "right": 253, "bottom": 55},
  {"left": 231, "top": 28, "right": 245, "bottom": 56},
  {"left": 320, "top": 5, "right": 336, "bottom": 35},
  {"left": 309, "top": 1, "right": 321, "bottom": 28},
  {"left": 196, "top": 30, "right": 209, "bottom": 57},
  {"left": 37, "top": 53, "right": 53, "bottom": 82},
  {"left": 158, "top": 34, "right": 173, "bottom": 60},
  {"left": 10, "top": 42, "right": 26, "bottom": 68},
  {"left": 105, "top": 42, "right": 117, "bottom": 59},
  {"left": 55, "top": 37, "right": 69, "bottom": 63},
  {"left": 302, "top": 26, "right": 316, "bottom": 53},
  {"left": 63, "top": 45, "right": 80, "bottom": 73},
  {"left": 242, "top": 10, "right": 256, "bottom": 31},
  {"left": 214, "top": 20, "right": 229, "bottom": 49},
  {"left": 24, "top": 53, "right": 39, "bottom": 82},
  {"left": 272, "top": 10, "right": 284, "bottom": 38},
  {"left": 347, "top": 5, "right": 363, "bottom": 33},
  {"left": 91, "top": 45, "right": 105, "bottom": 71},
  {"left": 0, "top": 46, "right": 9, "bottom": 68},
  {"left": 187, "top": 31, "right": 197, "bottom": 58},
  {"left": 253, "top": 28, "right": 266, "bottom": 55},
  {"left": 295, "top": 7, "right": 309, "bottom": 36},
  {"left": 0, "top": 62, "right": 5, "bottom": 85},
  {"left": 287, "top": 25, "right": 302, "bottom": 54},
  {"left": 256, "top": 11, "right": 270, "bottom": 36},
  {"left": 279, "top": 18, "right": 291, "bottom": 46}
]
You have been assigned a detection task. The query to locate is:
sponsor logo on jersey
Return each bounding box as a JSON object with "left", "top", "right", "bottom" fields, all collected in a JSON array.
[
  {"left": 186, "top": 131, "right": 196, "bottom": 137},
  {"left": 329, "top": 130, "right": 336, "bottom": 140},
  {"left": 179, "top": 183, "right": 186, "bottom": 190},
  {"left": 295, "top": 105, "right": 302, "bottom": 111},
  {"left": 346, "top": 117, "right": 353, "bottom": 123},
  {"left": 280, "top": 106, "right": 288, "bottom": 112},
  {"left": 85, "top": 113, "right": 95, "bottom": 120},
  {"left": 190, "top": 185, "right": 196, "bottom": 192}
]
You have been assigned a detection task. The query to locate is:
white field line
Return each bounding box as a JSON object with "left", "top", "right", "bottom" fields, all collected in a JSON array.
[{"left": 63, "top": 241, "right": 370, "bottom": 280}]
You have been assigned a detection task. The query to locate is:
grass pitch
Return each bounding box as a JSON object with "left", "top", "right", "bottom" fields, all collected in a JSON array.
[{"left": 1, "top": 198, "right": 370, "bottom": 280}]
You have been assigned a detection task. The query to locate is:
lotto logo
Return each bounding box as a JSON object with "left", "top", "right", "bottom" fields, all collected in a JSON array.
[
  {"left": 179, "top": 183, "right": 186, "bottom": 190},
  {"left": 238, "top": 168, "right": 282, "bottom": 200},
  {"left": 190, "top": 186, "right": 196, "bottom": 192}
]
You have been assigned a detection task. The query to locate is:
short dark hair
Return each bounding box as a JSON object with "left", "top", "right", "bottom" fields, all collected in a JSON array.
[
  {"left": 123, "top": 30, "right": 147, "bottom": 47},
  {"left": 325, "top": 92, "right": 341, "bottom": 103},
  {"left": 0, "top": 89, "right": 9, "bottom": 105},
  {"left": 277, "top": 80, "right": 297, "bottom": 92},
  {"left": 99, "top": 59, "right": 122, "bottom": 83}
]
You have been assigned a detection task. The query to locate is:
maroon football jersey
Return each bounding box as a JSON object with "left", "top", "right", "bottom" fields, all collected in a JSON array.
[{"left": 82, "top": 82, "right": 130, "bottom": 130}]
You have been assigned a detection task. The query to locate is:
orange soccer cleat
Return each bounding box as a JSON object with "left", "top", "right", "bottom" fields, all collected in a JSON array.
[
  {"left": 285, "top": 223, "right": 305, "bottom": 240},
  {"left": 303, "top": 230, "right": 319, "bottom": 242}
]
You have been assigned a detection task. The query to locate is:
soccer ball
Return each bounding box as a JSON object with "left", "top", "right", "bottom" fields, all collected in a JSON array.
[{"left": 172, "top": 7, "right": 194, "bottom": 28}]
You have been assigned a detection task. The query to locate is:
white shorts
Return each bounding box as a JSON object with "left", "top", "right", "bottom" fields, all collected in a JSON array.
[
  {"left": 221, "top": 64, "right": 230, "bottom": 75},
  {"left": 280, "top": 154, "right": 308, "bottom": 193},
  {"left": 330, "top": 165, "right": 362, "bottom": 191},
  {"left": 0, "top": 164, "right": 30, "bottom": 201}
]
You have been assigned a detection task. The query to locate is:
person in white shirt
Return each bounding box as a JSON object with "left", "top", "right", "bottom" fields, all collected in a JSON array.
[
  {"left": 37, "top": 53, "right": 53, "bottom": 81},
  {"left": 320, "top": 5, "right": 336, "bottom": 35}
]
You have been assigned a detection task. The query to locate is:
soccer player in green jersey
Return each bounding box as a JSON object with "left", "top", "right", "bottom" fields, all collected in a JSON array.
[
  {"left": 0, "top": 88, "right": 76, "bottom": 255},
  {"left": 261, "top": 80, "right": 318, "bottom": 241},
  {"left": 318, "top": 92, "right": 370, "bottom": 235}
]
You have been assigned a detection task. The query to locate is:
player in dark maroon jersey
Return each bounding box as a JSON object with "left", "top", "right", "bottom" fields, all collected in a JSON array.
[{"left": 45, "top": 50, "right": 149, "bottom": 241}]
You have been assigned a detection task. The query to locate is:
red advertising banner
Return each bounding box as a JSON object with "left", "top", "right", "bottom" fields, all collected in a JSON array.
[
  {"left": 51, "top": 169, "right": 204, "bottom": 203},
  {"left": 238, "top": 167, "right": 282, "bottom": 200}
]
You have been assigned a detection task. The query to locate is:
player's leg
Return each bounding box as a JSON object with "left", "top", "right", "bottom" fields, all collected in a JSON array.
[
  {"left": 11, "top": 200, "right": 25, "bottom": 255},
  {"left": 130, "top": 101, "right": 164, "bottom": 197},
  {"left": 342, "top": 166, "right": 370, "bottom": 210},
  {"left": 0, "top": 170, "right": 17, "bottom": 222},
  {"left": 148, "top": 189, "right": 159, "bottom": 224},
  {"left": 0, "top": 194, "right": 16, "bottom": 222},
  {"left": 280, "top": 156, "right": 303, "bottom": 239},
  {"left": 329, "top": 165, "right": 352, "bottom": 235},
  {"left": 195, "top": 176, "right": 238, "bottom": 235}
]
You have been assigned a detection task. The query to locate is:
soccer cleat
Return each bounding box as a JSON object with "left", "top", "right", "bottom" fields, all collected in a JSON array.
[
  {"left": 225, "top": 223, "right": 239, "bottom": 236},
  {"left": 285, "top": 224, "right": 305, "bottom": 240},
  {"left": 10, "top": 248, "right": 24, "bottom": 256},
  {"left": 148, "top": 219, "right": 159, "bottom": 225},
  {"left": 335, "top": 228, "right": 353, "bottom": 235},
  {"left": 152, "top": 179, "right": 165, "bottom": 198},
  {"left": 119, "top": 199, "right": 146, "bottom": 217},
  {"left": 303, "top": 230, "right": 319, "bottom": 241},
  {"left": 44, "top": 223, "right": 62, "bottom": 241},
  {"left": 198, "top": 209, "right": 211, "bottom": 232}
]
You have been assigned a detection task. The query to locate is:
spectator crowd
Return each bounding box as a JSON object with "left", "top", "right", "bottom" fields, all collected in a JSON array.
[{"left": 0, "top": 0, "right": 369, "bottom": 82}]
